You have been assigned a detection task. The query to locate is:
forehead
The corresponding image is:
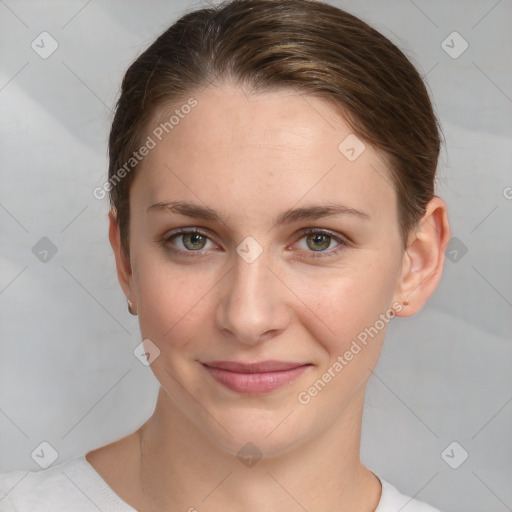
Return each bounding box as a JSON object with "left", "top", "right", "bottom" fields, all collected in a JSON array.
[{"left": 132, "top": 84, "right": 396, "bottom": 225}]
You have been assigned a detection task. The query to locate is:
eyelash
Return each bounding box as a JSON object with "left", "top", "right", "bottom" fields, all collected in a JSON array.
[{"left": 160, "top": 227, "right": 348, "bottom": 259}]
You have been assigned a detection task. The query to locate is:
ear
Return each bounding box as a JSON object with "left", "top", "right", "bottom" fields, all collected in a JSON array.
[
  {"left": 108, "top": 209, "right": 134, "bottom": 303},
  {"left": 393, "top": 196, "right": 450, "bottom": 317}
]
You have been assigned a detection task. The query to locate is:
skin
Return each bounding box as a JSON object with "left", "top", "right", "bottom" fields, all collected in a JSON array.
[{"left": 87, "top": 83, "right": 450, "bottom": 511}]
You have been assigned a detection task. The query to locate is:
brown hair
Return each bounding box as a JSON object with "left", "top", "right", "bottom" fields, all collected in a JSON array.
[{"left": 108, "top": 0, "right": 441, "bottom": 256}]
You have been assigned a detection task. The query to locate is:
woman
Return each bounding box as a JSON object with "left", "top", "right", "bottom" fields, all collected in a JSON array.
[{"left": 0, "top": 0, "right": 450, "bottom": 510}]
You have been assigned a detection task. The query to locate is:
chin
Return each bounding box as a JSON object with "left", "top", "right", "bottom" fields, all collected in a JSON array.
[
  {"left": 196, "top": 406, "right": 310, "bottom": 461},
  {"left": 211, "top": 428, "right": 301, "bottom": 462}
]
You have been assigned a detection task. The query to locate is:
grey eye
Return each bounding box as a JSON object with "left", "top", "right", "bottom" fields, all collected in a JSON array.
[
  {"left": 305, "top": 233, "right": 332, "bottom": 251},
  {"left": 181, "top": 232, "right": 208, "bottom": 250}
]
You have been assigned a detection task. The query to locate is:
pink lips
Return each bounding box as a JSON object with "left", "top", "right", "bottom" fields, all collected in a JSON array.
[{"left": 201, "top": 360, "right": 311, "bottom": 394}]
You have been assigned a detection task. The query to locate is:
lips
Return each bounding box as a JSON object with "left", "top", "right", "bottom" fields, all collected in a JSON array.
[{"left": 201, "top": 360, "right": 311, "bottom": 394}]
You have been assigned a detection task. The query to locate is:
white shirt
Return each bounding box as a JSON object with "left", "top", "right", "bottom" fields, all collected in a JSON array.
[{"left": 0, "top": 454, "right": 441, "bottom": 512}]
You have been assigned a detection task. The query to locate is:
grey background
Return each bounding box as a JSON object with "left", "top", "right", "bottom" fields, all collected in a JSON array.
[{"left": 0, "top": 1, "right": 511, "bottom": 511}]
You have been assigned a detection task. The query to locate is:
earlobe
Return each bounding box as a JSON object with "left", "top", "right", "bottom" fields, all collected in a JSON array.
[
  {"left": 394, "top": 196, "right": 451, "bottom": 317},
  {"left": 108, "top": 209, "right": 134, "bottom": 301}
]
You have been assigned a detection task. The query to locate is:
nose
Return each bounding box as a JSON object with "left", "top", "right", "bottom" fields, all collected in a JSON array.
[{"left": 215, "top": 246, "right": 291, "bottom": 346}]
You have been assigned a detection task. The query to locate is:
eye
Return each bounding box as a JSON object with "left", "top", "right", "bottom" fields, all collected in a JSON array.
[
  {"left": 294, "top": 228, "right": 347, "bottom": 258},
  {"left": 160, "top": 227, "right": 348, "bottom": 259},
  {"left": 163, "top": 228, "right": 216, "bottom": 254}
]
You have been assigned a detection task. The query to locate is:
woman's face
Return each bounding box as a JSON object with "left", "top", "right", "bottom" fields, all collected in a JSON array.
[{"left": 122, "top": 84, "right": 407, "bottom": 456}]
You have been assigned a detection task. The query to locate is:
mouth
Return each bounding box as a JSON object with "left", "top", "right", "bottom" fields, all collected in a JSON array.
[{"left": 201, "top": 360, "right": 312, "bottom": 394}]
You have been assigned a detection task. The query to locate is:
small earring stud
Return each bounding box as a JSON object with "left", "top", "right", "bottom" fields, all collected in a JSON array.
[
  {"left": 127, "top": 300, "right": 137, "bottom": 315},
  {"left": 402, "top": 300, "right": 409, "bottom": 306}
]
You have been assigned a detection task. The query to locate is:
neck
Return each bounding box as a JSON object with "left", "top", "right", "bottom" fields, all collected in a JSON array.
[{"left": 133, "top": 386, "right": 381, "bottom": 512}]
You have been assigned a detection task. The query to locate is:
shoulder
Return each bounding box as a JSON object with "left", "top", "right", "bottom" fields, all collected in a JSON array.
[
  {"left": 376, "top": 477, "right": 442, "bottom": 512},
  {"left": 0, "top": 454, "right": 92, "bottom": 512},
  {"left": 0, "top": 454, "right": 134, "bottom": 512}
]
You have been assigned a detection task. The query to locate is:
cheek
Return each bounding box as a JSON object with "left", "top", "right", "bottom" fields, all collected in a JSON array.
[
  {"left": 297, "top": 257, "right": 400, "bottom": 359},
  {"left": 132, "top": 250, "right": 219, "bottom": 348},
  {"left": 293, "top": 265, "right": 400, "bottom": 409}
]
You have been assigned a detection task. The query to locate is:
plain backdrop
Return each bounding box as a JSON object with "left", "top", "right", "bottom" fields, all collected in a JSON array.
[{"left": 0, "top": 1, "right": 511, "bottom": 511}]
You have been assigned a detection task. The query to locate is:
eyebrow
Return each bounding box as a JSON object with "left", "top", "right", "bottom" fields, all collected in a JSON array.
[{"left": 146, "top": 200, "right": 370, "bottom": 228}]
